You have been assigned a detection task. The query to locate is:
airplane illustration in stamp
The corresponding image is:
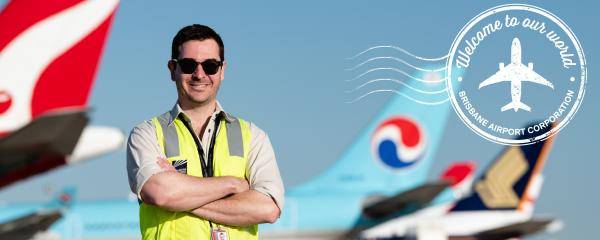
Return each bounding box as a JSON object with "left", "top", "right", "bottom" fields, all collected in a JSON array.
[{"left": 479, "top": 37, "right": 554, "bottom": 112}]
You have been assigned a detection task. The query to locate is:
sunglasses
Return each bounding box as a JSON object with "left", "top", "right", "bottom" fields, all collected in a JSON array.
[{"left": 173, "top": 58, "right": 223, "bottom": 75}]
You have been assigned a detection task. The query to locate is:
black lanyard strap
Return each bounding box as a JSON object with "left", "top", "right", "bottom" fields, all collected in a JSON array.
[
  {"left": 206, "top": 113, "right": 222, "bottom": 177},
  {"left": 178, "top": 114, "right": 222, "bottom": 178}
]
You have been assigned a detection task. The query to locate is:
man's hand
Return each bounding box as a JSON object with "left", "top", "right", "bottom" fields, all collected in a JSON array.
[
  {"left": 156, "top": 157, "right": 249, "bottom": 193},
  {"left": 157, "top": 157, "right": 176, "bottom": 172},
  {"left": 142, "top": 157, "right": 251, "bottom": 212},
  {"left": 230, "top": 176, "right": 249, "bottom": 194},
  {"left": 190, "top": 190, "right": 280, "bottom": 227}
]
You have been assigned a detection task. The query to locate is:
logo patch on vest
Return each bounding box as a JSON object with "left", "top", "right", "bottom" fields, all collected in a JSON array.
[{"left": 171, "top": 160, "right": 187, "bottom": 174}]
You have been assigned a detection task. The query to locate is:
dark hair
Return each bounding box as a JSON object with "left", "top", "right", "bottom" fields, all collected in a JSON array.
[{"left": 171, "top": 24, "right": 225, "bottom": 60}]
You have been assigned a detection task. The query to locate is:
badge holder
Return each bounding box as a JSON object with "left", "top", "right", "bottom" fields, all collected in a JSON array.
[{"left": 211, "top": 226, "right": 228, "bottom": 240}]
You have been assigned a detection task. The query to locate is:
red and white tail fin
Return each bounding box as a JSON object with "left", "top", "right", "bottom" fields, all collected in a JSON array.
[
  {"left": 0, "top": 0, "right": 119, "bottom": 134},
  {"left": 440, "top": 161, "right": 476, "bottom": 199}
]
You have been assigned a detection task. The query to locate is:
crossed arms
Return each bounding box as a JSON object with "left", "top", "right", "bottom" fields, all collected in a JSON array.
[
  {"left": 128, "top": 120, "right": 282, "bottom": 227},
  {"left": 140, "top": 161, "right": 280, "bottom": 227}
]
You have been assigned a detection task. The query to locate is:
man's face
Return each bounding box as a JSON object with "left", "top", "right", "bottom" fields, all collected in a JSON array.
[{"left": 169, "top": 39, "right": 226, "bottom": 106}]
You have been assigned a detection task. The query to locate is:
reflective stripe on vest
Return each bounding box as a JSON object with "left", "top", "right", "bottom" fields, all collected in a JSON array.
[{"left": 140, "top": 112, "right": 258, "bottom": 240}]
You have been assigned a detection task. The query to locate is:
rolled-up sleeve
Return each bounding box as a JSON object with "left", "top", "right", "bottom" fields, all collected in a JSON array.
[
  {"left": 126, "top": 121, "right": 165, "bottom": 199},
  {"left": 247, "top": 123, "right": 285, "bottom": 211}
]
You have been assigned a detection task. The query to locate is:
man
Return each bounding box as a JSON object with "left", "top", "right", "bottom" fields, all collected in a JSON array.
[{"left": 126, "top": 24, "right": 284, "bottom": 240}]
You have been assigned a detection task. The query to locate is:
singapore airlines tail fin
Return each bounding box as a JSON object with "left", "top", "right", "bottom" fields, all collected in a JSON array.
[{"left": 450, "top": 123, "right": 555, "bottom": 213}]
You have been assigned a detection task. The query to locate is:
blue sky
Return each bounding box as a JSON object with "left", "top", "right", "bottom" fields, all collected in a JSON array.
[{"left": 0, "top": 0, "right": 598, "bottom": 238}]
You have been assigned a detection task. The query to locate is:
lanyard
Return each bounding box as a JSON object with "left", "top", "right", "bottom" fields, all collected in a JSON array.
[
  {"left": 178, "top": 113, "right": 222, "bottom": 231},
  {"left": 179, "top": 113, "right": 222, "bottom": 178}
]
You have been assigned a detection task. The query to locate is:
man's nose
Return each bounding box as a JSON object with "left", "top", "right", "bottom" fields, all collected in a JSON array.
[{"left": 191, "top": 65, "right": 207, "bottom": 79}]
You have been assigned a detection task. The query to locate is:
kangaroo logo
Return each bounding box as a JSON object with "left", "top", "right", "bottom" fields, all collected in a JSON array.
[{"left": 0, "top": 0, "right": 119, "bottom": 133}]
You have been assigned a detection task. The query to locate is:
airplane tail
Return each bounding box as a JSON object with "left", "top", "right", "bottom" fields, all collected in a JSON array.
[
  {"left": 47, "top": 186, "right": 77, "bottom": 209},
  {"left": 0, "top": 0, "right": 123, "bottom": 188},
  {"left": 0, "top": 0, "right": 120, "bottom": 134},
  {"left": 450, "top": 122, "right": 555, "bottom": 214},
  {"left": 501, "top": 101, "right": 531, "bottom": 112},
  {"left": 290, "top": 65, "right": 462, "bottom": 196},
  {"left": 440, "top": 161, "right": 476, "bottom": 200}
]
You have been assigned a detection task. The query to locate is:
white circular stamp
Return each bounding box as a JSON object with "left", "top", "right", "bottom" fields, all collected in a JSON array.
[{"left": 446, "top": 4, "right": 587, "bottom": 145}]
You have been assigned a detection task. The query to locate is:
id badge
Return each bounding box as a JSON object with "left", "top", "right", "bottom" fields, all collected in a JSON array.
[{"left": 211, "top": 227, "right": 228, "bottom": 240}]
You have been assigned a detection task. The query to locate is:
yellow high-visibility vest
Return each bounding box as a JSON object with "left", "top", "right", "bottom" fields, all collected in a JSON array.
[{"left": 139, "top": 111, "right": 257, "bottom": 239}]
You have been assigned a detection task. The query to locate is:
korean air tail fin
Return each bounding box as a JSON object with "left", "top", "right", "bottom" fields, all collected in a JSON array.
[
  {"left": 451, "top": 122, "right": 555, "bottom": 213},
  {"left": 44, "top": 186, "right": 77, "bottom": 210},
  {"left": 0, "top": 0, "right": 119, "bottom": 134},
  {"left": 290, "top": 65, "right": 462, "bottom": 196}
]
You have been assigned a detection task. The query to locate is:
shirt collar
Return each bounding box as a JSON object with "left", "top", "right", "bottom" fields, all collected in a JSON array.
[{"left": 168, "top": 101, "right": 235, "bottom": 126}]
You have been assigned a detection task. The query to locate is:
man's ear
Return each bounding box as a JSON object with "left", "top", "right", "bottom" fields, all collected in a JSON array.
[
  {"left": 167, "top": 60, "right": 176, "bottom": 81},
  {"left": 220, "top": 60, "right": 227, "bottom": 80}
]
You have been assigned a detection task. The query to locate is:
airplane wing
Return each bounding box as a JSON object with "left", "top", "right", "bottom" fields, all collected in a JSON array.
[
  {"left": 0, "top": 186, "right": 76, "bottom": 239},
  {"left": 0, "top": 109, "right": 88, "bottom": 188},
  {"left": 518, "top": 65, "right": 554, "bottom": 89},
  {"left": 466, "top": 218, "right": 555, "bottom": 240},
  {"left": 346, "top": 182, "right": 449, "bottom": 240},
  {"left": 0, "top": 210, "right": 62, "bottom": 240},
  {"left": 478, "top": 66, "right": 512, "bottom": 89},
  {"left": 362, "top": 180, "right": 450, "bottom": 219},
  {"left": 363, "top": 162, "right": 475, "bottom": 219}
]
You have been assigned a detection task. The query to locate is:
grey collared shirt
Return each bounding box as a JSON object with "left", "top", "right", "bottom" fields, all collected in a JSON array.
[{"left": 126, "top": 102, "right": 285, "bottom": 210}]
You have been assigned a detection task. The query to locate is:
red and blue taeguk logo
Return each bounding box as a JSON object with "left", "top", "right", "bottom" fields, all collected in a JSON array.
[{"left": 371, "top": 116, "right": 427, "bottom": 170}]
